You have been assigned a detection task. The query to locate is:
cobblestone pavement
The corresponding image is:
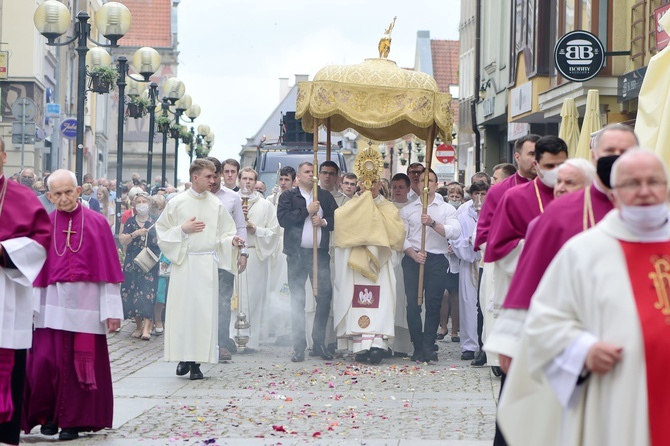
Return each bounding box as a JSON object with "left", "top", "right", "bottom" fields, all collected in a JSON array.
[{"left": 21, "top": 321, "right": 500, "bottom": 445}]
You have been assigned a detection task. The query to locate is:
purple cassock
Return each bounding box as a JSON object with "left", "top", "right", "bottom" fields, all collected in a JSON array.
[
  {"left": 23, "top": 204, "right": 124, "bottom": 435},
  {"left": 503, "top": 184, "right": 613, "bottom": 310},
  {"left": 0, "top": 176, "right": 50, "bottom": 445},
  {"left": 484, "top": 178, "right": 555, "bottom": 263},
  {"left": 474, "top": 172, "right": 530, "bottom": 251}
]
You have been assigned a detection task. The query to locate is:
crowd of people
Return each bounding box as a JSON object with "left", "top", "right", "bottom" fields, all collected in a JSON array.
[{"left": 2, "top": 121, "right": 669, "bottom": 446}]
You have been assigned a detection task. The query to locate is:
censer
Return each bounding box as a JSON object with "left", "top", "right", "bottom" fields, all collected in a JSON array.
[{"left": 234, "top": 312, "right": 251, "bottom": 351}]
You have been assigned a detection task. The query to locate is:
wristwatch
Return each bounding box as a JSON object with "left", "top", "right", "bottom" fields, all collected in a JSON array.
[{"left": 430, "top": 220, "right": 436, "bottom": 228}]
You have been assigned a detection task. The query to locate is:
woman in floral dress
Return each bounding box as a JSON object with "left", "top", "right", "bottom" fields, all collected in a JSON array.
[{"left": 119, "top": 193, "right": 159, "bottom": 340}]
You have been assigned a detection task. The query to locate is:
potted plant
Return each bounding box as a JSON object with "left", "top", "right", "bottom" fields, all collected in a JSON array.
[
  {"left": 127, "top": 95, "right": 149, "bottom": 118},
  {"left": 195, "top": 144, "right": 205, "bottom": 158},
  {"left": 180, "top": 126, "right": 193, "bottom": 144},
  {"left": 89, "top": 66, "right": 119, "bottom": 93},
  {"left": 399, "top": 157, "right": 407, "bottom": 166},
  {"left": 169, "top": 124, "right": 184, "bottom": 140},
  {"left": 155, "top": 115, "right": 171, "bottom": 133}
]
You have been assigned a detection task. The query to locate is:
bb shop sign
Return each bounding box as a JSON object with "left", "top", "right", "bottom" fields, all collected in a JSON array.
[{"left": 554, "top": 31, "right": 605, "bottom": 82}]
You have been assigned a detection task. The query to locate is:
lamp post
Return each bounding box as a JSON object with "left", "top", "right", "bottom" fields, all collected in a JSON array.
[
  {"left": 34, "top": 0, "right": 131, "bottom": 184},
  {"left": 172, "top": 93, "right": 192, "bottom": 187},
  {"left": 157, "top": 78, "right": 186, "bottom": 187},
  {"left": 183, "top": 104, "right": 201, "bottom": 165},
  {"left": 143, "top": 83, "right": 159, "bottom": 184},
  {"left": 114, "top": 57, "right": 128, "bottom": 236}
]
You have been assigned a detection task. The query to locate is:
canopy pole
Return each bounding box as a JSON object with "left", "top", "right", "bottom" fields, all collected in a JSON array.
[
  {"left": 417, "top": 124, "right": 437, "bottom": 306},
  {"left": 326, "top": 117, "right": 331, "bottom": 160},
  {"left": 312, "top": 119, "right": 319, "bottom": 297}
]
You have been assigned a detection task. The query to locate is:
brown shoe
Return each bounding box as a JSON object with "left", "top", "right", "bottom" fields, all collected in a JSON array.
[{"left": 219, "top": 347, "right": 232, "bottom": 361}]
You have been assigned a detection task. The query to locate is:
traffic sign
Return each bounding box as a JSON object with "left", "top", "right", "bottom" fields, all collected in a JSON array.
[
  {"left": 46, "top": 103, "right": 61, "bottom": 118},
  {"left": 554, "top": 30, "right": 605, "bottom": 82},
  {"left": 59, "top": 118, "right": 78, "bottom": 139},
  {"left": 11, "top": 97, "right": 36, "bottom": 121},
  {"left": 435, "top": 144, "right": 455, "bottom": 164}
]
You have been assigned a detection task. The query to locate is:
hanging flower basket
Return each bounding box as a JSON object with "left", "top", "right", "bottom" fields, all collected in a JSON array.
[
  {"left": 89, "top": 73, "right": 111, "bottom": 93},
  {"left": 181, "top": 134, "right": 192, "bottom": 145},
  {"left": 127, "top": 103, "right": 145, "bottom": 118},
  {"left": 417, "top": 155, "right": 425, "bottom": 163},
  {"left": 88, "top": 66, "right": 118, "bottom": 94},
  {"left": 400, "top": 158, "right": 407, "bottom": 166},
  {"left": 156, "top": 116, "right": 171, "bottom": 133},
  {"left": 384, "top": 161, "right": 390, "bottom": 169},
  {"left": 169, "top": 127, "right": 181, "bottom": 139}
]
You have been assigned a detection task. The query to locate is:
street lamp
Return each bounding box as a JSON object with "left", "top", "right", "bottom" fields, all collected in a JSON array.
[
  {"left": 183, "top": 104, "right": 201, "bottom": 165},
  {"left": 157, "top": 78, "right": 185, "bottom": 187},
  {"left": 141, "top": 83, "right": 159, "bottom": 184},
  {"left": 34, "top": 0, "right": 131, "bottom": 184},
  {"left": 171, "top": 93, "right": 192, "bottom": 187}
]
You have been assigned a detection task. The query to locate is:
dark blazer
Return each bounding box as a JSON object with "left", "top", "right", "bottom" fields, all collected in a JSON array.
[{"left": 277, "top": 186, "right": 337, "bottom": 257}]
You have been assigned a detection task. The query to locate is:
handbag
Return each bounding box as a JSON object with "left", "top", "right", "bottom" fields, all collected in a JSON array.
[{"left": 133, "top": 227, "right": 159, "bottom": 273}]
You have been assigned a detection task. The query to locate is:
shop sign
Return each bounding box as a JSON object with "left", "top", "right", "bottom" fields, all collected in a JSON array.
[{"left": 554, "top": 31, "right": 605, "bottom": 82}]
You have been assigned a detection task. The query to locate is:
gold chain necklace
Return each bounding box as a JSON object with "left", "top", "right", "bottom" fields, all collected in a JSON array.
[
  {"left": 582, "top": 187, "right": 595, "bottom": 231},
  {"left": 53, "top": 206, "right": 85, "bottom": 256},
  {"left": 533, "top": 179, "right": 545, "bottom": 214},
  {"left": 0, "top": 176, "right": 8, "bottom": 224}
]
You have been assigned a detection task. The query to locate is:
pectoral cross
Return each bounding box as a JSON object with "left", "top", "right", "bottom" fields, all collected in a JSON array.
[{"left": 63, "top": 218, "right": 76, "bottom": 248}]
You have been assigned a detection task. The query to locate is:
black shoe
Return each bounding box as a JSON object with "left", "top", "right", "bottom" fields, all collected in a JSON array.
[
  {"left": 393, "top": 351, "right": 409, "bottom": 358},
  {"left": 291, "top": 351, "right": 305, "bottom": 362},
  {"left": 354, "top": 351, "right": 369, "bottom": 362},
  {"left": 40, "top": 420, "right": 58, "bottom": 436},
  {"left": 223, "top": 338, "right": 238, "bottom": 353},
  {"left": 491, "top": 366, "right": 503, "bottom": 377},
  {"left": 461, "top": 351, "right": 475, "bottom": 361},
  {"left": 176, "top": 361, "right": 191, "bottom": 376},
  {"left": 420, "top": 350, "right": 438, "bottom": 362},
  {"left": 312, "top": 343, "right": 333, "bottom": 360},
  {"left": 189, "top": 363, "right": 204, "bottom": 380},
  {"left": 436, "top": 332, "right": 447, "bottom": 340},
  {"left": 410, "top": 343, "right": 423, "bottom": 361},
  {"left": 238, "top": 347, "right": 257, "bottom": 354},
  {"left": 327, "top": 342, "right": 337, "bottom": 354},
  {"left": 369, "top": 348, "right": 384, "bottom": 365},
  {"left": 383, "top": 348, "right": 393, "bottom": 358},
  {"left": 58, "top": 428, "right": 79, "bottom": 441},
  {"left": 471, "top": 351, "right": 487, "bottom": 367}
]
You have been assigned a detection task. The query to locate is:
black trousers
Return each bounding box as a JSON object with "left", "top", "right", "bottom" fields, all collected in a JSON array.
[
  {"left": 402, "top": 253, "right": 448, "bottom": 350},
  {"left": 0, "top": 349, "right": 26, "bottom": 446},
  {"left": 286, "top": 248, "right": 332, "bottom": 353},
  {"left": 218, "top": 269, "right": 235, "bottom": 347}
]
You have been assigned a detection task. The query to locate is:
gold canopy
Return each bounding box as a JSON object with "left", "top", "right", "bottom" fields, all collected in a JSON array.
[{"left": 296, "top": 58, "right": 454, "bottom": 142}]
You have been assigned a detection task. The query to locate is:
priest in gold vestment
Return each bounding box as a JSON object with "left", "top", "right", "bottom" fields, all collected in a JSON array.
[{"left": 332, "top": 148, "right": 405, "bottom": 364}]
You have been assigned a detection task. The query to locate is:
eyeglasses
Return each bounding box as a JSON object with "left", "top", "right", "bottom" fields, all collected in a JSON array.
[
  {"left": 319, "top": 171, "right": 338, "bottom": 177},
  {"left": 342, "top": 181, "right": 357, "bottom": 187},
  {"left": 613, "top": 179, "right": 668, "bottom": 192},
  {"left": 408, "top": 170, "right": 424, "bottom": 176}
]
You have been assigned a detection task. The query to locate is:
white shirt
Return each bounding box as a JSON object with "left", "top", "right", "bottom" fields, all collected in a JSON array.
[
  {"left": 214, "top": 186, "right": 247, "bottom": 239},
  {"left": 299, "top": 187, "right": 323, "bottom": 248},
  {"left": 400, "top": 195, "right": 461, "bottom": 255}
]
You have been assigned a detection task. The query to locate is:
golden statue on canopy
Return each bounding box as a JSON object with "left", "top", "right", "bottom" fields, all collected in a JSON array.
[{"left": 378, "top": 16, "right": 397, "bottom": 59}]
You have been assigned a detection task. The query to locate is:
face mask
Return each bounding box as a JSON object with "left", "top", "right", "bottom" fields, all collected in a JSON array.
[
  {"left": 619, "top": 203, "right": 669, "bottom": 231},
  {"left": 538, "top": 167, "right": 559, "bottom": 188},
  {"left": 596, "top": 155, "right": 619, "bottom": 189},
  {"left": 449, "top": 200, "right": 462, "bottom": 209},
  {"left": 135, "top": 203, "right": 149, "bottom": 216}
]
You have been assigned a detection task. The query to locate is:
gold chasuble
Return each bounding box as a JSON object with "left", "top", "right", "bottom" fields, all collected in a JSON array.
[
  {"left": 619, "top": 240, "right": 670, "bottom": 446},
  {"left": 334, "top": 191, "right": 405, "bottom": 281}
]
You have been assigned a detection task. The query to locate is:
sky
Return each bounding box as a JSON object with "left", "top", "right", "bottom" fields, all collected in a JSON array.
[{"left": 176, "top": 0, "right": 460, "bottom": 178}]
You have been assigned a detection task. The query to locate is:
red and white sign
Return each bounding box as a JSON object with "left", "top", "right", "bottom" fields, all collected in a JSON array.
[
  {"left": 656, "top": 4, "right": 670, "bottom": 51},
  {"left": 435, "top": 144, "right": 455, "bottom": 164}
]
